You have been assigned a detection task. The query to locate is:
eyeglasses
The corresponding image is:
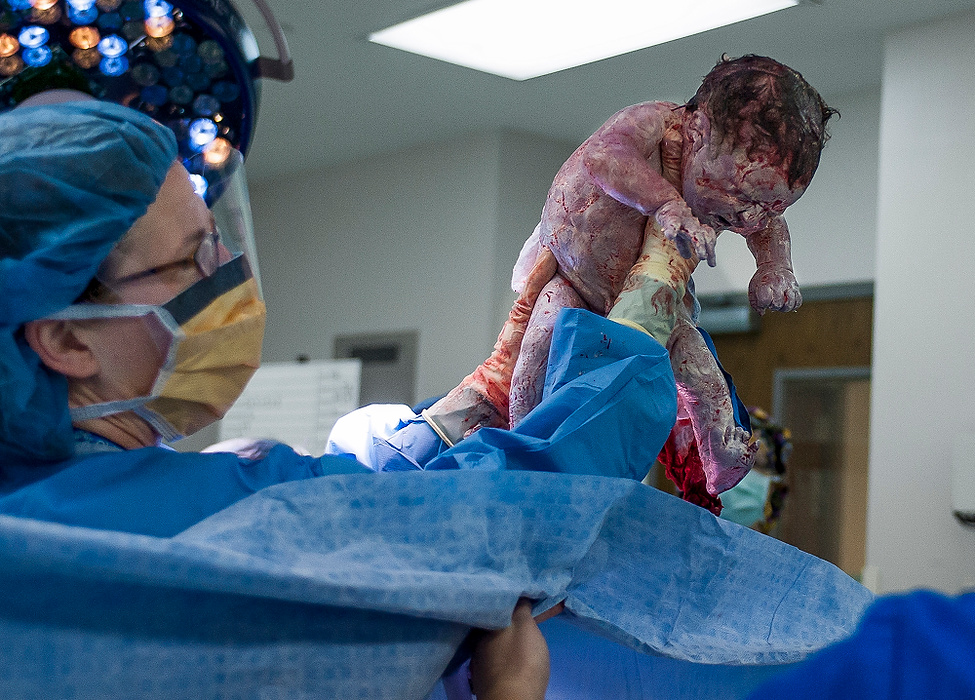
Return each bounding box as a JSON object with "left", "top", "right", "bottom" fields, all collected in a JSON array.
[{"left": 100, "top": 231, "right": 222, "bottom": 288}]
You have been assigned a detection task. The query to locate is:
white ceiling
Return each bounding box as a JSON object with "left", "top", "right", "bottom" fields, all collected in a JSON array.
[{"left": 239, "top": 0, "right": 975, "bottom": 183}]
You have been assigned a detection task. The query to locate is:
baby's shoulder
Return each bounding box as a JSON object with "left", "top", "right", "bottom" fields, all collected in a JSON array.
[
  {"left": 611, "top": 100, "right": 681, "bottom": 120},
  {"left": 592, "top": 101, "right": 681, "bottom": 143}
]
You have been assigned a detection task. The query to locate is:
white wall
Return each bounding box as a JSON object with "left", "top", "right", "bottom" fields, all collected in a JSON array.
[
  {"left": 249, "top": 131, "right": 572, "bottom": 404},
  {"left": 491, "top": 131, "right": 576, "bottom": 331},
  {"left": 693, "top": 87, "right": 881, "bottom": 296},
  {"left": 865, "top": 12, "right": 975, "bottom": 594}
]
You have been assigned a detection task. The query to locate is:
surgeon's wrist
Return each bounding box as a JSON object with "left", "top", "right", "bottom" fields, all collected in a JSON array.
[
  {"left": 606, "top": 317, "right": 652, "bottom": 336},
  {"left": 420, "top": 409, "right": 456, "bottom": 448}
]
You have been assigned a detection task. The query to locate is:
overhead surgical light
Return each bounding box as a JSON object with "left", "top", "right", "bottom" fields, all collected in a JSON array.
[
  {"left": 370, "top": 0, "right": 799, "bottom": 81},
  {"left": 17, "top": 25, "right": 48, "bottom": 48},
  {"left": 0, "top": 0, "right": 293, "bottom": 201}
]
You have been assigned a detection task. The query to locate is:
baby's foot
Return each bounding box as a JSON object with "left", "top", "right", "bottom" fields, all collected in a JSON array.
[{"left": 700, "top": 424, "right": 759, "bottom": 495}]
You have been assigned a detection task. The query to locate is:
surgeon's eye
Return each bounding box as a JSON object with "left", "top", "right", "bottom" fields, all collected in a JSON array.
[{"left": 140, "top": 258, "right": 204, "bottom": 288}]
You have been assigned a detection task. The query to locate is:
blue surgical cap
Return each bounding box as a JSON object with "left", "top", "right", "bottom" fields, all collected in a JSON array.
[{"left": 0, "top": 100, "right": 178, "bottom": 463}]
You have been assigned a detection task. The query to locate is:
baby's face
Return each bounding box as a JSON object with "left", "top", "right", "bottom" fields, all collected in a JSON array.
[{"left": 682, "top": 143, "right": 805, "bottom": 235}]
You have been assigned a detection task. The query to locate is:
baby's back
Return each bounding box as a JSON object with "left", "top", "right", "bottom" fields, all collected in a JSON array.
[{"left": 538, "top": 101, "right": 680, "bottom": 315}]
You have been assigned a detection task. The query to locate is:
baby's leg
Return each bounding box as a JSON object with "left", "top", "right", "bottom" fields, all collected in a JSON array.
[
  {"left": 667, "top": 319, "right": 757, "bottom": 495},
  {"left": 422, "top": 249, "right": 558, "bottom": 444},
  {"left": 509, "top": 274, "right": 587, "bottom": 426}
]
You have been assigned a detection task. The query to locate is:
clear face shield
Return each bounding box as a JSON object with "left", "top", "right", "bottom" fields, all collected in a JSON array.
[
  {"left": 201, "top": 148, "right": 262, "bottom": 297},
  {"left": 46, "top": 148, "right": 267, "bottom": 442}
]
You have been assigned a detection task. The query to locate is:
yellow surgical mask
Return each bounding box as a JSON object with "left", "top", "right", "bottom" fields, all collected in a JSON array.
[
  {"left": 143, "top": 270, "right": 265, "bottom": 440},
  {"left": 53, "top": 254, "right": 266, "bottom": 441}
]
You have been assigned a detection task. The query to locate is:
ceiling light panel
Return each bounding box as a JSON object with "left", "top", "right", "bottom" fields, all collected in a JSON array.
[{"left": 369, "top": 0, "right": 798, "bottom": 81}]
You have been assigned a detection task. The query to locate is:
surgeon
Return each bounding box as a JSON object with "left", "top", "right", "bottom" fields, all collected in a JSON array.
[{"left": 0, "top": 94, "right": 679, "bottom": 698}]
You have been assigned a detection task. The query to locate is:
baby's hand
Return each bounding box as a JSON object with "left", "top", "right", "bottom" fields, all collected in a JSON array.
[
  {"left": 655, "top": 199, "right": 717, "bottom": 266},
  {"left": 748, "top": 264, "right": 802, "bottom": 314}
]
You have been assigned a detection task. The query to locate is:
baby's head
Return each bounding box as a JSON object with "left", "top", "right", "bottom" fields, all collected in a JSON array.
[
  {"left": 687, "top": 54, "right": 836, "bottom": 191},
  {"left": 679, "top": 55, "right": 836, "bottom": 236}
]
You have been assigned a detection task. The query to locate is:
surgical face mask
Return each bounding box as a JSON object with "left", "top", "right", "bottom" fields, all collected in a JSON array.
[
  {"left": 720, "top": 468, "right": 774, "bottom": 528},
  {"left": 49, "top": 253, "right": 266, "bottom": 441}
]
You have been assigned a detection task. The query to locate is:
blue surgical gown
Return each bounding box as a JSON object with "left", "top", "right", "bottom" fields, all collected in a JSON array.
[
  {"left": 0, "top": 309, "right": 874, "bottom": 699},
  {"left": 745, "top": 590, "right": 975, "bottom": 700}
]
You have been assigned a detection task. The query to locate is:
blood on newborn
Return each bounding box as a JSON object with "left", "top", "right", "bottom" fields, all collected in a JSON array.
[{"left": 504, "top": 54, "right": 836, "bottom": 502}]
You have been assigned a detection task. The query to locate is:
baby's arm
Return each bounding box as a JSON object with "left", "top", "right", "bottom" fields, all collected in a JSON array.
[
  {"left": 581, "top": 104, "right": 717, "bottom": 265},
  {"left": 745, "top": 216, "right": 802, "bottom": 313}
]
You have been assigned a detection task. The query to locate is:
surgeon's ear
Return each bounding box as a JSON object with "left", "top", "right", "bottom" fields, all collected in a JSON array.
[{"left": 23, "top": 319, "right": 99, "bottom": 379}]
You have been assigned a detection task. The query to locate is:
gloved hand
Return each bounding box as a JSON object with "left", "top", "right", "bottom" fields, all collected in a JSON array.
[
  {"left": 423, "top": 247, "right": 558, "bottom": 445},
  {"left": 606, "top": 219, "right": 697, "bottom": 347}
]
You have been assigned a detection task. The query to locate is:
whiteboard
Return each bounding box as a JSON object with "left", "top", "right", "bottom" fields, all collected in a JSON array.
[{"left": 218, "top": 359, "right": 361, "bottom": 456}]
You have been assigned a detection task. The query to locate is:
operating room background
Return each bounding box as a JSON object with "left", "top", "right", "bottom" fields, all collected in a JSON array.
[{"left": 197, "top": 8, "right": 975, "bottom": 597}]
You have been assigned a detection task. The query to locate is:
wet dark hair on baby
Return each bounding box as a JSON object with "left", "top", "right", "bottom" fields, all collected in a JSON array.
[{"left": 686, "top": 54, "right": 838, "bottom": 189}]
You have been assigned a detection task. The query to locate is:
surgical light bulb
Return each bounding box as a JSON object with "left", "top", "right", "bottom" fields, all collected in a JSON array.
[
  {"left": 97, "top": 33, "right": 126, "bottom": 57},
  {"left": 185, "top": 72, "right": 209, "bottom": 92},
  {"left": 192, "top": 93, "right": 219, "bottom": 116},
  {"left": 99, "top": 54, "right": 128, "bottom": 75},
  {"left": 145, "top": 35, "right": 173, "bottom": 52},
  {"left": 130, "top": 61, "right": 159, "bottom": 86},
  {"left": 73, "top": 47, "right": 101, "bottom": 68},
  {"left": 121, "top": 20, "right": 145, "bottom": 41},
  {"left": 7, "top": 0, "right": 32, "bottom": 10},
  {"left": 18, "top": 26, "right": 49, "bottom": 49},
  {"left": 181, "top": 53, "right": 202, "bottom": 73},
  {"left": 203, "top": 137, "right": 232, "bottom": 166},
  {"left": 67, "top": 0, "right": 97, "bottom": 10},
  {"left": 171, "top": 33, "right": 195, "bottom": 55},
  {"left": 189, "top": 117, "right": 218, "bottom": 150},
  {"left": 23, "top": 45, "right": 52, "bottom": 67},
  {"left": 118, "top": 0, "right": 144, "bottom": 21},
  {"left": 140, "top": 83, "right": 167, "bottom": 105},
  {"left": 69, "top": 26, "right": 100, "bottom": 49},
  {"left": 197, "top": 39, "right": 223, "bottom": 63},
  {"left": 153, "top": 47, "right": 178, "bottom": 66},
  {"left": 168, "top": 84, "right": 192, "bottom": 104},
  {"left": 203, "top": 59, "right": 228, "bottom": 79},
  {"left": 97, "top": 12, "right": 123, "bottom": 31},
  {"left": 31, "top": 0, "right": 58, "bottom": 11},
  {"left": 211, "top": 80, "right": 239, "bottom": 103},
  {"left": 34, "top": 5, "right": 63, "bottom": 23},
  {"left": 145, "top": 15, "right": 174, "bottom": 38},
  {"left": 0, "top": 34, "right": 18, "bottom": 59},
  {"left": 143, "top": 0, "right": 171, "bottom": 17},
  {"left": 68, "top": 4, "right": 100, "bottom": 24},
  {"left": 0, "top": 55, "right": 24, "bottom": 76},
  {"left": 188, "top": 173, "right": 208, "bottom": 198}
]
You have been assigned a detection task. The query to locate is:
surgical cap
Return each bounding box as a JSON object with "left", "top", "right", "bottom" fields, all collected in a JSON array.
[{"left": 0, "top": 100, "right": 178, "bottom": 462}]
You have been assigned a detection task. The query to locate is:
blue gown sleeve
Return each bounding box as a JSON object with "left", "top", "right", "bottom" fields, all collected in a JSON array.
[
  {"left": 745, "top": 590, "right": 975, "bottom": 700},
  {"left": 0, "top": 444, "right": 370, "bottom": 537},
  {"left": 374, "top": 308, "right": 677, "bottom": 480}
]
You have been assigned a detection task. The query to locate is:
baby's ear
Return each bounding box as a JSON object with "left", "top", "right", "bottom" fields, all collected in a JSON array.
[{"left": 685, "top": 109, "right": 712, "bottom": 152}]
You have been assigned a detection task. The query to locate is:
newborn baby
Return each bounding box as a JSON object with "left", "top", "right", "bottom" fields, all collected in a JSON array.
[{"left": 426, "top": 55, "right": 835, "bottom": 500}]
